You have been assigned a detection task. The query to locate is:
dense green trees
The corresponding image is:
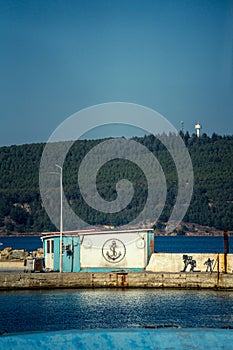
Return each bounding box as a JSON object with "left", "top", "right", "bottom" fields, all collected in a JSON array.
[{"left": 0, "top": 133, "right": 233, "bottom": 233}]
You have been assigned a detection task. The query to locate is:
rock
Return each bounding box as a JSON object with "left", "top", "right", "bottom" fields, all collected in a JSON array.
[
  {"left": 0, "top": 247, "right": 13, "bottom": 260},
  {"left": 1, "top": 247, "right": 12, "bottom": 254},
  {"left": 8, "top": 250, "right": 21, "bottom": 259},
  {"left": 0, "top": 249, "right": 30, "bottom": 260},
  {"left": 0, "top": 247, "right": 43, "bottom": 260},
  {"left": 31, "top": 248, "right": 44, "bottom": 258}
]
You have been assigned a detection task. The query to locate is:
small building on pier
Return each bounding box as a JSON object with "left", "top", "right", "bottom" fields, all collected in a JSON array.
[{"left": 41, "top": 229, "right": 154, "bottom": 272}]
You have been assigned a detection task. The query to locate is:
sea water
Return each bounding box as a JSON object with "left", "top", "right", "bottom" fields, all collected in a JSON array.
[
  {"left": 0, "top": 288, "right": 232, "bottom": 333},
  {"left": 0, "top": 235, "right": 232, "bottom": 253}
]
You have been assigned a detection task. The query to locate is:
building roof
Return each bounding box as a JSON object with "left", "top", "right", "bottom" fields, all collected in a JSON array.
[{"left": 41, "top": 228, "right": 153, "bottom": 240}]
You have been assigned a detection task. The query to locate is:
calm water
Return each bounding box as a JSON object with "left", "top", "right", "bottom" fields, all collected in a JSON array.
[
  {"left": 0, "top": 235, "right": 232, "bottom": 253},
  {"left": 155, "top": 235, "right": 233, "bottom": 253},
  {"left": 0, "top": 236, "right": 42, "bottom": 251},
  {"left": 0, "top": 289, "right": 233, "bottom": 333}
]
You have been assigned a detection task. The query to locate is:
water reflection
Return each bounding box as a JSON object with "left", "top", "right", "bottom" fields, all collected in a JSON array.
[{"left": 0, "top": 289, "right": 233, "bottom": 333}]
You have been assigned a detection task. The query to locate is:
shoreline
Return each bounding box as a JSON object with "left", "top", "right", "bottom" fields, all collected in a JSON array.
[
  {"left": 1, "top": 233, "right": 233, "bottom": 238},
  {"left": 0, "top": 233, "right": 41, "bottom": 237}
]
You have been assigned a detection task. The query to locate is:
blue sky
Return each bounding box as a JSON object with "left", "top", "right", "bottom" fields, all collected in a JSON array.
[{"left": 0, "top": 0, "right": 233, "bottom": 146}]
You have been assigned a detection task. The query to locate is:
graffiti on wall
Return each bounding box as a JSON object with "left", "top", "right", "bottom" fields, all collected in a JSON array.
[
  {"left": 181, "top": 255, "right": 198, "bottom": 272},
  {"left": 180, "top": 255, "right": 215, "bottom": 273},
  {"left": 204, "top": 258, "right": 214, "bottom": 272}
]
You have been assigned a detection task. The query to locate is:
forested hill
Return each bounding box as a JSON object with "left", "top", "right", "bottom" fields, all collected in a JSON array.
[{"left": 0, "top": 133, "right": 233, "bottom": 234}]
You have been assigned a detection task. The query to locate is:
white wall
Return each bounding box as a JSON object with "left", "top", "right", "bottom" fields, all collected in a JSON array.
[
  {"left": 80, "top": 231, "right": 148, "bottom": 269},
  {"left": 146, "top": 253, "right": 233, "bottom": 273}
]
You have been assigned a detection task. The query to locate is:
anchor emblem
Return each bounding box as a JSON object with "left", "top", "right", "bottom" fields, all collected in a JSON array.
[
  {"left": 102, "top": 239, "right": 126, "bottom": 263},
  {"left": 106, "top": 240, "right": 122, "bottom": 261}
]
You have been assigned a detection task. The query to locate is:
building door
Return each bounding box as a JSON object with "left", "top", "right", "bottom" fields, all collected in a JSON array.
[{"left": 46, "top": 239, "right": 54, "bottom": 270}]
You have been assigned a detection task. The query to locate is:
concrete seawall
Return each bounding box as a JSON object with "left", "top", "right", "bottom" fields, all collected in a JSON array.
[
  {"left": 0, "top": 261, "right": 24, "bottom": 269},
  {"left": 147, "top": 253, "right": 233, "bottom": 273},
  {"left": 0, "top": 272, "right": 233, "bottom": 290}
]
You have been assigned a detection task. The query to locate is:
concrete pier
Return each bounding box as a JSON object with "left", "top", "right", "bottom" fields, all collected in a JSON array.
[{"left": 0, "top": 272, "right": 233, "bottom": 290}]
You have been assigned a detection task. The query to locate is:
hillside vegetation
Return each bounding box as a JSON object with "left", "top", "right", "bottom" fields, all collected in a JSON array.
[{"left": 0, "top": 133, "right": 233, "bottom": 234}]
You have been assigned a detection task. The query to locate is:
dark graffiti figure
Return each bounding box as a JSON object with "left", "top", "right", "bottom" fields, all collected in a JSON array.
[
  {"left": 204, "top": 258, "right": 214, "bottom": 272},
  {"left": 181, "top": 255, "right": 197, "bottom": 272}
]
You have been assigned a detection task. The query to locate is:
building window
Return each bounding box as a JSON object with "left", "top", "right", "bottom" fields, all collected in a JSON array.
[
  {"left": 47, "top": 240, "right": 54, "bottom": 254},
  {"left": 51, "top": 240, "right": 54, "bottom": 254},
  {"left": 47, "top": 240, "right": 50, "bottom": 254}
]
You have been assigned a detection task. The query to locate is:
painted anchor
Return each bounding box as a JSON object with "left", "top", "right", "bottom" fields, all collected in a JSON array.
[{"left": 106, "top": 240, "right": 122, "bottom": 261}]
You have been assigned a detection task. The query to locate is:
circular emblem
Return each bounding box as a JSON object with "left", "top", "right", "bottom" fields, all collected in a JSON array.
[
  {"left": 102, "top": 239, "right": 126, "bottom": 263},
  {"left": 82, "top": 238, "right": 92, "bottom": 249},
  {"left": 136, "top": 238, "right": 145, "bottom": 249}
]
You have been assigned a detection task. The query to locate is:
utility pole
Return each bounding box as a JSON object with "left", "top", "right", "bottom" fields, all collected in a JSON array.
[
  {"left": 224, "top": 227, "right": 229, "bottom": 274},
  {"left": 56, "top": 164, "right": 63, "bottom": 273}
]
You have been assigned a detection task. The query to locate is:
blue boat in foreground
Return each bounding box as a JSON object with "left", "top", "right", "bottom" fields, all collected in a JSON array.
[{"left": 0, "top": 328, "right": 233, "bottom": 350}]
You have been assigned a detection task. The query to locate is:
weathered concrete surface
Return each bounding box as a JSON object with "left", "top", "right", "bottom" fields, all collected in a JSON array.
[
  {"left": 227, "top": 255, "right": 233, "bottom": 273},
  {"left": 0, "top": 261, "right": 24, "bottom": 269},
  {"left": 0, "top": 272, "right": 233, "bottom": 290},
  {"left": 1, "top": 328, "right": 233, "bottom": 350}
]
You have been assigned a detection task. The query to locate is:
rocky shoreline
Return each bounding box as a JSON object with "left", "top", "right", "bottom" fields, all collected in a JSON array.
[{"left": 0, "top": 247, "right": 44, "bottom": 261}]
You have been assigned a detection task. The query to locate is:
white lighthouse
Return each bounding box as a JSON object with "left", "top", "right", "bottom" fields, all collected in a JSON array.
[{"left": 195, "top": 123, "right": 202, "bottom": 137}]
